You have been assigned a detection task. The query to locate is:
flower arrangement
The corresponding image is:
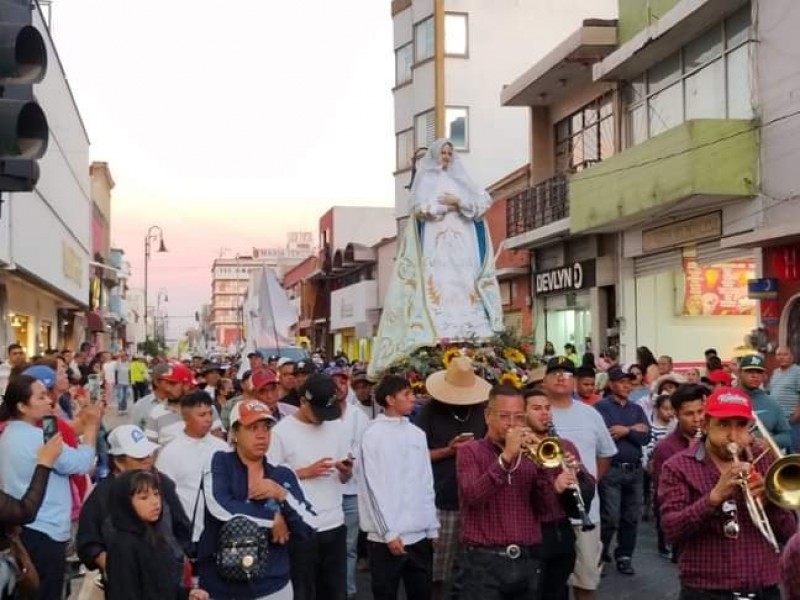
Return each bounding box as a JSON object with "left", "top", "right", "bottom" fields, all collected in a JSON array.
[{"left": 383, "top": 331, "right": 542, "bottom": 395}]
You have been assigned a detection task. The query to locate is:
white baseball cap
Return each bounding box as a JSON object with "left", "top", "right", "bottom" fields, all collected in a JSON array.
[
  {"left": 107, "top": 425, "right": 160, "bottom": 458},
  {"left": 277, "top": 357, "right": 295, "bottom": 368}
]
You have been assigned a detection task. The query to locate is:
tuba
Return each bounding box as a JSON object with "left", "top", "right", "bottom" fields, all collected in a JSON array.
[{"left": 523, "top": 427, "right": 595, "bottom": 531}]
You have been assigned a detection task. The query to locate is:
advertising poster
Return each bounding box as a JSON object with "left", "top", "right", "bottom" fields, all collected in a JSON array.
[{"left": 682, "top": 259, "right": 755, "bottom": 316}]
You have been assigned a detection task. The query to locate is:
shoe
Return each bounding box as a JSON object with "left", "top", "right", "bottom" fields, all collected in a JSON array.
[
  {"left": 616, "top": 557, "right": 635, "bottom": 575},
  {"left": 658, "top": 546, "right": 671, "bottom": 560},
  {"left": 601, "top": 551, "right": 612, "bottom": 563}
]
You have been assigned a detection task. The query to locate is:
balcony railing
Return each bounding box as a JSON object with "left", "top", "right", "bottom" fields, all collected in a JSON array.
[{"left": 506, "top": 175, "right": 568, "bottom": 238}]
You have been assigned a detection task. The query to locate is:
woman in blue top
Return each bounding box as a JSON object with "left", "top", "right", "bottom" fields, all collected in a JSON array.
[
  {"left": 199, "top": 399, "right": 315, "bottom": 599},
  {"left": 0, "top": 375, "right": 100, "bottom": 600}
]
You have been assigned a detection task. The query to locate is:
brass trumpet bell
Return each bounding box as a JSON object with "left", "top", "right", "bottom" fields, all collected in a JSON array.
[
  {"left": 534, "top": 437, "right": 563, "bottom": 469},
  {"left": 764, "top": 455, "right": 800, "bottom": 509}
]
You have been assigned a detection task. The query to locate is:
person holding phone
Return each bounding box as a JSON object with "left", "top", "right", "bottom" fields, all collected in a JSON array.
[{"left": 0, "top": 374, "right": 100, "bottom": 600}]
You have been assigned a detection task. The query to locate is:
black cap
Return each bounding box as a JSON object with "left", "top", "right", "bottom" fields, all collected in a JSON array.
[
  {"left": 545, "top": 356, "right": 576, "bottom": 375},
  {"left": 200, "top": 363, "right": 224, "bottom": 375},
  {"left": 351, "top": 368, "right": 372, "bottom": 383},
  {"left": 608, "top": 366, "right": 635, "bottom": 382},
  {"left": 247, "top": 351, "right": 263, "bottom": 359},
  {"left": 300, "top": 374, "right": 342, "bottom": 422},
  {"left": 575, "top": 366, "right": 596, "bottom": 379},
  {"left": 267, "top": 354, "right": 280, "bottom": 363},
  {"left": 296, "top": 360, "right": 316, "bottom": 375}
]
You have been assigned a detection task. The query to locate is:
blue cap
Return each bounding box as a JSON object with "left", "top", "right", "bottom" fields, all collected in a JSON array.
[{"left": 23, "top": 365, "right": 57, "bottom": 390}]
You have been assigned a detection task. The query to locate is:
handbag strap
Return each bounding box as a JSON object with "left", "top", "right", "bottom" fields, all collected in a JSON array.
[{"left": 189, "top": 474, "right": 204, "bottom": 535}]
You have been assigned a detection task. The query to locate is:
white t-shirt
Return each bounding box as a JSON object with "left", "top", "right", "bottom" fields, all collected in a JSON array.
[
  {"left": 268, "top": 416, "right": 349, "bottom": 532},
  {"left": 156, "top": 430, "right": 229, "bottom": 541},
  {"left": 341, "top": 403, "right": 369, "bottom": 495},
  {"left": 551, "top": 400, "right": 618, "bottom": 522},
  {"left": 103, "top": 361, "right": 117, "bottom": 385}
]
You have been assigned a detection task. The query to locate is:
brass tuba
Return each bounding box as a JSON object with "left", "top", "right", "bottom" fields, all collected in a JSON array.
[{"left": 752, "top": 414, "right": 800, "bottom": 510}]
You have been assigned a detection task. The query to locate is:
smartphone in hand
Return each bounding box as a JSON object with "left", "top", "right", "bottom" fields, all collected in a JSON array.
[
  {"left": 42, "top": 416, "right": 58, "bottom": 443},
  {"left": 458, "top": 432, "right": 475, "bottom": 440}
]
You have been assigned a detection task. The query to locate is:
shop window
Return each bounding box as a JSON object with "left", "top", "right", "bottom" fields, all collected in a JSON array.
[{"left": 10, "top": 314, "right": 30, "bottom": 351}]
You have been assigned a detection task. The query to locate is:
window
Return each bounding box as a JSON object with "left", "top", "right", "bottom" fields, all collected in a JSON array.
[
  {"left": 625, "top": 5, "right": 753, "bottom": 146},
  {"left": 414, "top": 17, "right": 434, "bottom": 63},
  {"left": 395, "top": 43, "right": 413, "bottom": 86},
  {"left": 415, "top": 109, "right": 436, "bottom": 149},
  {"left": 553, "top": 93, "right": 615, "bottom": 174},
  {"left": 445, "top": 107, "right": 468, "bottom": 150},
  {"left": 445, "top": 13, "right": 468, "bottom": 56},
  {"left": 396, "top": 128, "right": 415, "bottom": 171}
]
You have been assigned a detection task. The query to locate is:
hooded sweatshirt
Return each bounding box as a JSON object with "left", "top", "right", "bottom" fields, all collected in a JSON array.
[{"left": 104, "top": 471, "right": 190, "bottom": 600}]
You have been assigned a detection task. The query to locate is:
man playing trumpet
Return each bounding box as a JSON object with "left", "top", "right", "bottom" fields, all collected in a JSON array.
[
  {"left": 523, "top": 388, "right": 596, "bottom": 600},
  {"left": 658, "top": 387, "right": 798, "bottom": 600}
]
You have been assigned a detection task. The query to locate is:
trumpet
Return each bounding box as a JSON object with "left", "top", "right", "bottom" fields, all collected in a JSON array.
[
  {"left": 522, "top": 427, "right": 595, "bottom": 531},
  {"left": 727, "top": 441, "right": 779, "bottom": 553}
]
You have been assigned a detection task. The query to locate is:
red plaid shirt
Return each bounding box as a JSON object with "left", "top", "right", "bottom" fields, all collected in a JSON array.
[
  {"left": 651, "top": 428, "right": 696, "bottom": 497},
  {"left": 457, "top": 437, "right": 559, "bottom": 546},
  {"left": 658, "top": 442, "right": 797, "bottom": 591},
  {"left": 782, "top": 529, "right": 800, "bottom": 600}
]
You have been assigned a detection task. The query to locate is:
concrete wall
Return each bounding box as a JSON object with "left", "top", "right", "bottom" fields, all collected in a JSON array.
[{"left": 617, "top": 0, "right": 681, "bottom": 44}]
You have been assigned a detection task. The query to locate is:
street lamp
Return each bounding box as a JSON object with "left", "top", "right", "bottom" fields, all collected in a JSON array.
[
  {"left": 155, "top": 288, "right": 169, "bottom": 342},
  {"left": 144, "top": 225, "right": 167, "bottom": 343}
]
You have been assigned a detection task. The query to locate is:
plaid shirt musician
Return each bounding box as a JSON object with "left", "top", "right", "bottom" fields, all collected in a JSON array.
[
  {"left": 658, "top": 387, "right": 798, "bottom": 600},
  {"left": 455, "top": 384, "right": 577, "bottom": 600}
]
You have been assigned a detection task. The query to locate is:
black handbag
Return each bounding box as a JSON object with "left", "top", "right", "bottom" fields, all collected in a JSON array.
[{"left": 215, "top": 516, "right": 270, "bottom": 583}]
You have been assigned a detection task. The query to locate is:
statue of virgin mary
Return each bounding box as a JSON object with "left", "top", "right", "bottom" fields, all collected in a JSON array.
[{"left": 369, "top": 138, "right": 504, "bottom": 377}]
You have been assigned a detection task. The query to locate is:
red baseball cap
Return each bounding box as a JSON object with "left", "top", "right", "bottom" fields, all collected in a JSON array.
[
  {"left": 159, "top": 362, "right": 196, "bottom": 386},
  {"left": 251, "top": 369, "right": 278, "bottom": 390},
  {"left": 707, "top": 370, "right": 733, "bottom": 386},
  {"left": 705, "top": 386, "right": 753, "bottom": 421},
  {"left": 230, "top": 399, "right": 276, "bottom": 427}
]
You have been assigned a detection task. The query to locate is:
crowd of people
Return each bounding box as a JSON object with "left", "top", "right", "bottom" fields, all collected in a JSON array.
[{"left": 0, "top": 341, "right": 798, "bottom": 600}]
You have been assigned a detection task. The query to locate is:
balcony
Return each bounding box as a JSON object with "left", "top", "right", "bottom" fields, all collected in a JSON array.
[
  {"left": 569, "top": 119, "right": 758, "bottom": 233},
  {"left": 505, "top": 175, "right": 569, "bottom": 249}
]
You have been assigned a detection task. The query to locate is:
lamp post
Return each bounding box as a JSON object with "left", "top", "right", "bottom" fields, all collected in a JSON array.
[
  {"left": 144, "top": 226, "right": 167, "bottom": 343},
  {"left": 155, "top": 288, "right": 169, "bottom": 342}
]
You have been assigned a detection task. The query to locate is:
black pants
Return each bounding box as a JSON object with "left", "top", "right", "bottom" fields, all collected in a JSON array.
[
  {"left": 460, "top": 547, "right": 541, "bottom": 600},
  {"left": 132, "top": 382, "right": 148, "bottom": 402},
  {"left": 540, "top": 522, "right": 576, "bottom": 600},
  {"left": 679, "top": 585, "right": 781, "bottom": 600},
  {"left": 288, "top": 525, "right": 347, "bottom": 600},
  {"left": 21, "top": 528, "right": 67, "bottom": 600},
  {"left": 368, "top": 538, "right": 433, "bottom": 600}
]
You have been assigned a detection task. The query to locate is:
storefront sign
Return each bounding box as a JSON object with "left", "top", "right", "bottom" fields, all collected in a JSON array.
[
  {"left": 643, "top": 212, "right": 722, "bottom": 253},
  {"left": 747, "top": 278, "right": 779, "bottom": 299},
  {"left": 535, "top": 260, "right": 596, "bottom": 296},
  {"left": 682, "top": 258, "right": 755, "bottom": 316}
]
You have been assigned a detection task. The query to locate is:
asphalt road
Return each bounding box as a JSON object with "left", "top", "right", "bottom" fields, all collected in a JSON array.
[{"left": 71, "top": 408, "right": 681, "bottom": 599}]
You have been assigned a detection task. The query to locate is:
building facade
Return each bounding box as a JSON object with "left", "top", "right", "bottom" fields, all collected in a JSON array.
[
  {"left": 0, "top": 5, "right": 91, "bottom": 357},
  {"left": 390, "top": 0, "right": 618, "bottom": 228}
]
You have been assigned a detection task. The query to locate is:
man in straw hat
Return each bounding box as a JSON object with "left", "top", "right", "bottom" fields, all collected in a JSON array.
[
  {"left": 456, "top": 383, "right": 578, "bottom": 599},
  {"left": 414, "top": 355, "right": 489, "bottom": 599}
]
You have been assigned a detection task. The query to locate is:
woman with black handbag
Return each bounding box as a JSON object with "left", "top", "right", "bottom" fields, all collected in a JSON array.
[{"left": 198, "top": 399, "right": 316, "bottom": 599}]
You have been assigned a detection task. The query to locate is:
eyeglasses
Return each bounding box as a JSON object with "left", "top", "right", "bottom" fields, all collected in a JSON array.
[
  {"left": 548, "top": 371, "right": 573, "bottom": 379},
  {"left": 493, "top": 411, "right": 527, "bottom": 423}
]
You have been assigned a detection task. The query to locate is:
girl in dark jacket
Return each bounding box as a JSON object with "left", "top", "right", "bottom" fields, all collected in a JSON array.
[{"left": 105, "top": 470, "right": 208, "bottom": 600}]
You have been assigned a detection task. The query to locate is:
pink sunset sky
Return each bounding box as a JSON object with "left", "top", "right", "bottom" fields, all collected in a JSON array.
[{"left": 50, "top": 0, "right": 396, "bottom": 339}]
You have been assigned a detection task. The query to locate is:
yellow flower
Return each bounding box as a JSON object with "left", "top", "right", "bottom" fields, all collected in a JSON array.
[
  {"left": 503, "top": 348, "right": 526, "bottom": 364},
  {"left": 411, "top": 380, "right": 425, "bottom": 392},
  {"left": 442, "top": 347, "right": 461, "bottom": 368},
  {"left": 501, "top": 372, "right": 523, "bottom": 389}
]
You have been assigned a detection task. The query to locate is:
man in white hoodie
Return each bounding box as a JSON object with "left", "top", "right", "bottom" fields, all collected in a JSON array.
[{"left": 359, "top": 375, "right": 439, "bottom": 600}]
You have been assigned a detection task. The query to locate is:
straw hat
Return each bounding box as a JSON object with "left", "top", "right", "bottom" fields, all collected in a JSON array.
[{"left": 425, "top": 356, "right": 492, "bottom": 406}]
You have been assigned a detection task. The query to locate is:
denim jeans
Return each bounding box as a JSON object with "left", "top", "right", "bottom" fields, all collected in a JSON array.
[
  {"left": 343, "top": 494, "right": 359, "bottom": 596},
  {"left": 115, "top": 384, "right": 130, "bottom": 412},
  {"left": 599, "top": 464, "right": 644, "bottom": 560}
]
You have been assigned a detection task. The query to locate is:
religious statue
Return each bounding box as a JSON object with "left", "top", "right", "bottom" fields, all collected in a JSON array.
[{"left": 369, "top": 138, "right": 504, "bottom": 377}]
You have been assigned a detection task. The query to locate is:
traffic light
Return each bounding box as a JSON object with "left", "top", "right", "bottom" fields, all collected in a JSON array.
[{"left": 0, "top": 0, "right": 47, "bottom": 194}]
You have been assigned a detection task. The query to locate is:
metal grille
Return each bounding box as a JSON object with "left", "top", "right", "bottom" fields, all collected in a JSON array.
[{"left": 506, "top": 175, "right": 569, "bottom": 238}]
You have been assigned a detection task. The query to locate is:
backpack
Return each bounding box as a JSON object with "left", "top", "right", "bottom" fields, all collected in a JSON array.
[{"left": 215, "top": 516, "right": 270, "bottom": 583}]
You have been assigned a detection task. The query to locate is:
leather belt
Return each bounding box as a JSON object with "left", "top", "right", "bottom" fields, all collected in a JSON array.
[
  {"left": 465, "top": 544, "right": 538, "bottom": 560},
  {"left": 613, "top": 462, "right": 641, "bottom": 471}
]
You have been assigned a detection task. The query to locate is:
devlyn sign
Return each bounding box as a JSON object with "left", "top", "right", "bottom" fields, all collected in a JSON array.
[{"left": 535, "top": 260, "right": 596, "bottom": 296}]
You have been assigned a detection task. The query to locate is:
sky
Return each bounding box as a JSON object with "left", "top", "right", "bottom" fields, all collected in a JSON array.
[{"left": 51, "top": 0, "right": 396, "bottom": 339}]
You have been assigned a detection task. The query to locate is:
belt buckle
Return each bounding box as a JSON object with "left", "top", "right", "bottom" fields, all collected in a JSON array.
[{"left": 505, "top": 544, "right": 521, "bottom": 560}]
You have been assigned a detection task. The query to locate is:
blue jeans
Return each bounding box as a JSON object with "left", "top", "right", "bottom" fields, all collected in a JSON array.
[
  {"left": 343, "top": 494, "right": 359, "bottom": 596},
  {"left": 115, "top": 384, "right": 130, "bottom": 412},
  {"left": 599, "top": 464, "right": 644, "bottom": 560}
]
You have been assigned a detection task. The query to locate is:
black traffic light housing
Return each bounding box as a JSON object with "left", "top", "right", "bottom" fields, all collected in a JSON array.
[{"left": 0, "top": 0, "right": 47, "bottom": 203}]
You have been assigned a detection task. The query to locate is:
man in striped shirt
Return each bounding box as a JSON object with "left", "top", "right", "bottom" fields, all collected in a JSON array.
[{"left": 767, "top": 346, "right": 800, "bottom": 451}]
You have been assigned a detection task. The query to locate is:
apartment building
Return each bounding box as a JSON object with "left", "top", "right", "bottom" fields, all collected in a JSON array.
[{"left": 390, "top": 0, "right": 618, "bottom": 226}]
